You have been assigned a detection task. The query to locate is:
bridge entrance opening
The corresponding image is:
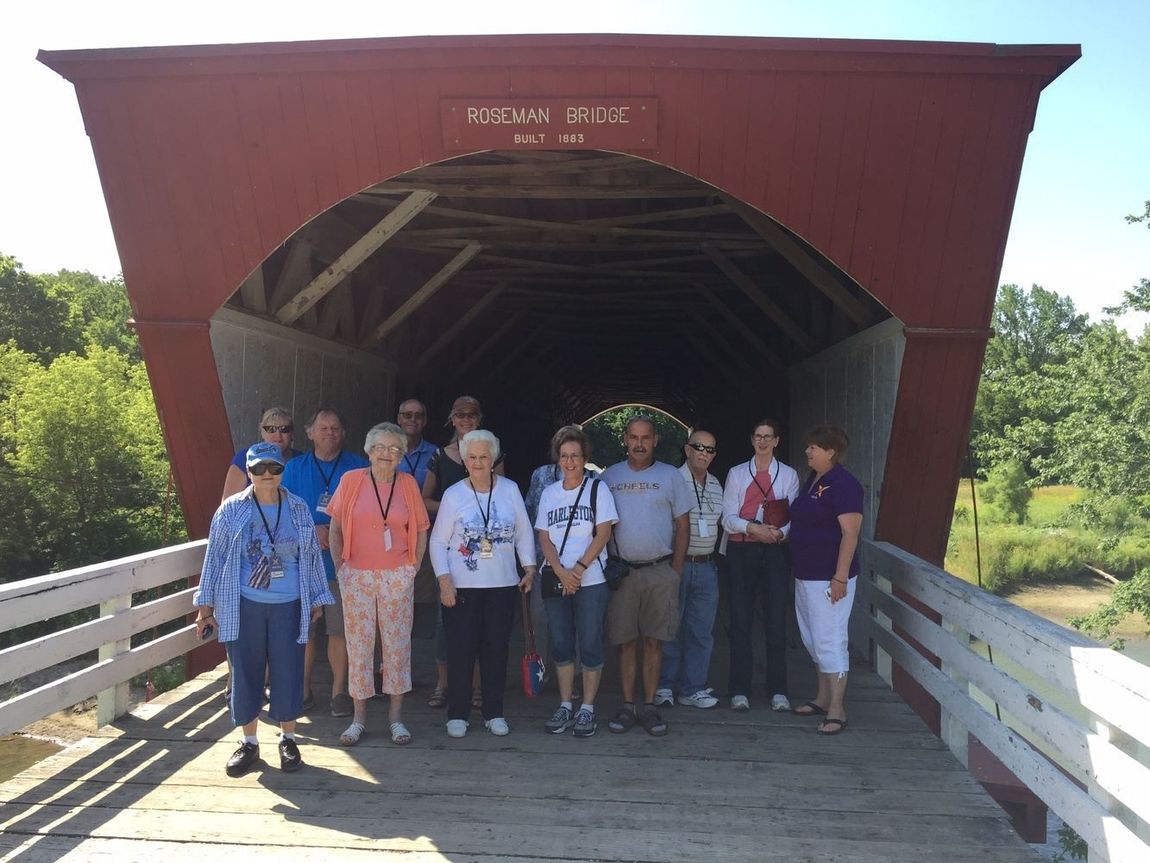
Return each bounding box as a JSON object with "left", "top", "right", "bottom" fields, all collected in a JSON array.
[{"left": 215, "top": 149, "right": 895, "bottom": 488}]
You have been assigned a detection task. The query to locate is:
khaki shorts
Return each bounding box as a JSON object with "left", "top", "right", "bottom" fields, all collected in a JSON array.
[
  {"left": 606, "top": 560, "right": 680, "bottom": 644},
  {"left": 319, "top": 576, "right": 345, "bottom": 638}
]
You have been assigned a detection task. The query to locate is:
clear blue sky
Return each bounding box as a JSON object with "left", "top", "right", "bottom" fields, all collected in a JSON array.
[{"left": 3, "top": 0, "right": 1147, "bottom": 329}]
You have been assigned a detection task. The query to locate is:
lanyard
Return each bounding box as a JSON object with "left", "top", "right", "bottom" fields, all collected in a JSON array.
[
  {"left": 469, "top": 474, "right": 495, "bottom": 538},
  {"left": 313, "top": 451, "right": 342, "bottom": 491},
  {"left": 370, "top": 471, "right": 399, "bottom": 526},
  {"left": 253, "top": 490, "right": 283, "bottom": 546},
  {"left": 403, "top": 447, "right": 425, "bottom": 476},
  {"left": 690, "top": 474, "right": 712, "bottom": 512},
  {"left": 749, "top": 459, "right": 780, "bottom": 502}
]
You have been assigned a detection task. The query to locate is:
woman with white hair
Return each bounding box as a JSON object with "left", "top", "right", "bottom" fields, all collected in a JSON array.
[
  {"left": 429, "top": 429, "right": 536, "bottom": 738},
  {"left": 326, "top": 422, "right": 430, "bottom": 746}
]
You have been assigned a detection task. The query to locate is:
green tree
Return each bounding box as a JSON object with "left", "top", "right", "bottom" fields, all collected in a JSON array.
[
  {"left": 0, "top": 254, "right": 82, "bottom": 361},
  {"left": 1103, "top": 201, "right": 1150, "bottom": 316},
  {"left": 582, "top": 405, "right": 688, "bottom": 468},
  {"left": 981, "top": 461, "right": 1032, "bottom": 524},
  {"left": 47, "top": 269, "right": 139, "bottom": 360}
]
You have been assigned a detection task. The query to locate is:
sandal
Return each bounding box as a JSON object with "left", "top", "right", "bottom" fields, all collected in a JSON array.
[
  {"left": 817, "top": 718, "right": 848, "bottom": 736},
  {"left": 471, "top": 688, "right": 483, "bottom": 710},
  {"left": 427, "top": 687, "right": 447, "bottom": 709},
  {"left": 339, "top": 721, "right": 365, "bottom": 746},
  {"left": 389, "top": 721, "right": 412, "bottom": 746},
  {"left": 793, "top": 701, "right": 827, "bottom": 717},
  {"left": 639, "top": 708, "right": 668, "bottom": 737},
  {"left": 608, "top": 707, "right": 636, "bottom": 734}
]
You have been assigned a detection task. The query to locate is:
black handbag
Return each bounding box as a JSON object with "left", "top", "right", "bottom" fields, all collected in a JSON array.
[
  {"left": 591, "top": 479, "right": 630, "bottom": 591},
  {"left": 540, "top": 478, "right": 587, "bottom": 599}
]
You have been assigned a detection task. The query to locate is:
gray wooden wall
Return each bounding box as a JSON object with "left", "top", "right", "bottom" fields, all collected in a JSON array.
[
  {"left": 787, "top": 316, "right": 905, "bottom": 538},
  {"left": 210, "top": 307, "right": 396, "bottom": 456}
]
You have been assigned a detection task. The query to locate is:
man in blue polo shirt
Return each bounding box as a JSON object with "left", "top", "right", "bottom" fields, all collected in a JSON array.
[
  {"left": 395, "top": 398, "right": 437, "bottom": 489},
  {"left": 281, "top": 407, "right": 368, "bottom": 717}
]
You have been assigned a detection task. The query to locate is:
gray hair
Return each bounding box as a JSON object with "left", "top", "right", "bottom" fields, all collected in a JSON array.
[
  {"left": 459, "top": 429, "right": 500, "bottom": 462},
  {"left": 364, "top": 422, "right": 406, "bottom": 455}
]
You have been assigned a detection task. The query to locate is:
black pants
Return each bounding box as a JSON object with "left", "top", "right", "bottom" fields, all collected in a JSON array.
[
  {"left": 726, "top": 543, "right": 790, "bottom": 698},
  {"left": 442, "top": 586, "right": 518, "bottom": 722}
]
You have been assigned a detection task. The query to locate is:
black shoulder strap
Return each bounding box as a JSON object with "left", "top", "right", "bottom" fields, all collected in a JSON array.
[{"left": 555, "top": 478, "right": 588, "bottom": 556}]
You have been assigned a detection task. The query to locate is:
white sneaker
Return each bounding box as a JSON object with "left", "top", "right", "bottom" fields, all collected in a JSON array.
[
  {"left": 446, "top": 719, "right": 469, "bottom": 738},
  {"left": 677, "top": 689, "right": 719, "bottom": 709},
  {"left": 730, "top": 695, "right": 750, "bottom": 711},
  {"left": 485, "top": 717, "right": 510, "bottom": 736},
  {"left": 770, "top": 694, "right": 792, "bottom": 712},
  {"left": 653, "top": 688, "right": 674, "bottom": 707}
]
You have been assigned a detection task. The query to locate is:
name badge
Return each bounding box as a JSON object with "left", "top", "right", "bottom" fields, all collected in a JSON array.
[
  {"left": 697, "top": 517, "right": 711, "bottom": 538},
  {"left": 755, "top": 502, "right": 765, "bottom": 524},
  {"left": 316, "top": 492, "right": 331, "bottom": 515},
  {"left": 383, "top": 527, "right": 393, "bottom": 552},
  {"left": 479, "top": 537, "right": 494, "bottom": 559},
  {"left": 269, "top": 553, "right": 285, "bottom": 579}
]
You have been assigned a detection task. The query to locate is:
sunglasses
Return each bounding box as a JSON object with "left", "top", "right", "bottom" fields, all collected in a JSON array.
[
  {"left": 249, "top": 462, "right": 285, "bottom": 476},
  {"left": 262, "top": 425, "right": 293, "bottom": 434},
  {"left": 687, "top": 442, "right": 717, "bottom": 455},
  {"left": 453, "top": 411, "right": 480, "bottom": 420}
]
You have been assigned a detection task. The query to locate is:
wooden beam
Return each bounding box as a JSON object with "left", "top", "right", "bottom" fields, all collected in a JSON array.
[
  {"left": 365, "top": 182, "right": 708, "bottom": 200},
  {"left": 702, "top": 244, "right": 814, "bottom": 351},
  {"left": 363, "top": 242, "right": 482, "bottom": 346},
  {"left": 277, "top": 190, "right": 437, "bottom": 325},
  {"left": 696, "top": 285, "right": 786, "bottom": 369},
  {"left": 268, "top": 240, "right": 314, "bottom": 315},
  {"left": 415, "top": 281, "right": 509, "bottom": 370},
  {"left": 238, "top": 267, "right": 267, "bottom": 313},
  {"left": 316, "top": 282, "right": 354, "bottom": 340},
  {"left": 358, "top": 282, "right": 389, "bottom": 343},
  {"left": 724, "top": 197, "right": 876, "bottom": 328},
  {"left": 390, "top": 155, "right": 636, "bottom": 180},
  {"left": 577, "top": 203, "right": 732, "bottom": 227},
  {"left": 480, "top": 328, "right": 546, "bottom": 385}
]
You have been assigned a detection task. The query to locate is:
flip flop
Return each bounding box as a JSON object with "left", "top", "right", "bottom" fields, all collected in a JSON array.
[
  {"left": 339, "top": 721, "right": 365, "bottom": 746},
  {"left": 793, "top": 701, "right": 827, "bottom": 717},
  {"left": 817, "top": 718, "right": 848, "bottom": 736},
  {"left": 390, "top": 721, "right": 412, "bottom": 746}
]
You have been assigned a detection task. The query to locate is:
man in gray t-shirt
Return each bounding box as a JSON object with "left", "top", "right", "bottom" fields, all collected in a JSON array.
[{"left": 600, "top": 416, "right": 693, "bottom": 737}]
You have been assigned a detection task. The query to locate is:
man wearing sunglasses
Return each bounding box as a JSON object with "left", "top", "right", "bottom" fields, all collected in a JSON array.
[
  {"left": 281, "top": 408, "right": 369, "bottom": 718},
  {"left": 656, "top": 429, "right": 723, "bottom": 709},
  {"left": 394, "top": 399, "right": 437, "bottom": 490}
]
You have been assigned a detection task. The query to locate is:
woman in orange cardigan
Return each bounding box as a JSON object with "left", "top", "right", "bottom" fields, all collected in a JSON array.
[{"left": 328, "top": 422, "right": 429, "bottom": 746}]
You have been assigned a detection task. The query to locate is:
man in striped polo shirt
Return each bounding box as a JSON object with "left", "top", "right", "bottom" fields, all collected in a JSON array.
[{"left": 655, "top": 428, "right": 724, "bottom": 709}]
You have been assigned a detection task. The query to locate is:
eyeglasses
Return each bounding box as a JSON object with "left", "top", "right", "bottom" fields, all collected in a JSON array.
[
  {"left": 752, "top": 433, "right": 777, "bottom": 442},
  {"left": 398, "top": 411, "right": 425, "bottom": 419},
  {"left": 369, "top": 444, "right": 405, "bottom": 454},
  {"left": 453, "top": 411, "right": 480, "bottom": 420},
  {"left": 249, "top": 462, "right": 285, "bottom": 476},
  {"left": 262, "top": 425, "right": 293, "bottom": 434},
  {"left": 686, "top": 442, "right": 717, "bottom": 455}
]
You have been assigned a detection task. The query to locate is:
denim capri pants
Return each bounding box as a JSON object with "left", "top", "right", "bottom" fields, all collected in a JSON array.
[
  {"left": 224, "top": 596, "right": 305, "bottom": 725},
  {"left": 543, "top": 581, "right": 610, "bottom": 670}
]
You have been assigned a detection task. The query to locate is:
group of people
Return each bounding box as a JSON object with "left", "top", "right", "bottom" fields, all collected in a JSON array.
[{"left": 193, "top": 398, "right": 863, "bottom": 778}]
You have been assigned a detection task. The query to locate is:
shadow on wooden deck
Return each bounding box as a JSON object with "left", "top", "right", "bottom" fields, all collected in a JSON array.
[{"left": 0, "top": 603, "right": 1040, "bottom": 862}]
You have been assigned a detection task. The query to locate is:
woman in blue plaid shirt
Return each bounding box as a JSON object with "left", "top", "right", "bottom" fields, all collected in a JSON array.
[{"left": 194, "top": 442, "right": 334, "bottom": 778}]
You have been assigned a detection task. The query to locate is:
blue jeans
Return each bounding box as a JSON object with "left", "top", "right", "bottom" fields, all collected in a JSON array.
[
  {"left": 544, "top": 581, "right": 610, "bottom": 670},
  {"left": 659, "top": 560, "right": 719, "bottom": 694},
  {"left": 726, "top": 543, "right": 790, "bottom": 698},
  {"left": 225, "top": 597, "right": 304, "bottom": 726}
]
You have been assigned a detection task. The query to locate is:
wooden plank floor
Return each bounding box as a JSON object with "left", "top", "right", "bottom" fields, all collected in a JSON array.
[{"left": 0, "top": 613, "right": 1040, "bottom": 862}]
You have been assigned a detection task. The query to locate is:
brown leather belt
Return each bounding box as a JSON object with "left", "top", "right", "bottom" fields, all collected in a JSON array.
[{"left": 685, "top": 553, "right": 715, "bottom": 563}]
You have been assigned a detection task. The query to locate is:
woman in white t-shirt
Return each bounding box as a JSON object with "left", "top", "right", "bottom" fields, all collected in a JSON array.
[
  {"left": 535, "top": 427, "right": 618, "bottom": 739},
  {"left": 429, "top": 430, "right": 536, "bottom": 738}
]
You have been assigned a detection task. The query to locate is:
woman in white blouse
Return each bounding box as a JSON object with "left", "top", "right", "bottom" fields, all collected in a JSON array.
[{"left": 429, "top": 429, "right": 536, "bottom": 737}]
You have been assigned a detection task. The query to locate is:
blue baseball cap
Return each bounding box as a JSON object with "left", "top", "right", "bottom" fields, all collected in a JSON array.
[{"left": 246, "top": 442, "right": 285, "bottom": 468}]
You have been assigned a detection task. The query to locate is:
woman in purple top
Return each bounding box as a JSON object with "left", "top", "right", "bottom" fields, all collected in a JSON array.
[{"left": 787, "top": 425, "right": 863, "bottom": 736}]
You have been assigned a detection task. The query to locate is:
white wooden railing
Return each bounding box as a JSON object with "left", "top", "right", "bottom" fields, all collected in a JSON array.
[
  {"left": 0, "top": 540, "right": 208, "bottom": 738},
  {"left": 855, "top": 540, "right": 1150, "bottom": 863}
]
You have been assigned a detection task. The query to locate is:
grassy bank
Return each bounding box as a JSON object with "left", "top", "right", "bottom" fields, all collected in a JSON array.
[{"left": 945, "top": 484, "right": 1150, "bottom": 594}]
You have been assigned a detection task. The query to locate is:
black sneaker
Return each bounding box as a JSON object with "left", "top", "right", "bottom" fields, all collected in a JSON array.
[
  {"left": 545, "top": 706, "right": 574, "bottom": 734},
  {"left": 225, "top": 741, "right": 260, "bottom": 777},
  {"left": 573, "top": 708, "right": 597, "bottom": 738},
  {"left": 279, "top": 737, "right": 303, "bottom": 772}
]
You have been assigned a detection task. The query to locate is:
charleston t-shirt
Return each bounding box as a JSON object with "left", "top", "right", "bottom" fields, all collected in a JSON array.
[{"left": 534, "top": 478, "right": 619, "bottom": 586}]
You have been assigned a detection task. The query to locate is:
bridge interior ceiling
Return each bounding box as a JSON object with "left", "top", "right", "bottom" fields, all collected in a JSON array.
[{"left": 226, "top": 150, "right": 889, "bottom": 450}]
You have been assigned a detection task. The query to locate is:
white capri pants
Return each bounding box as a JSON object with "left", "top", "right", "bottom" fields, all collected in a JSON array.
[{"left": 794, "top": 577, "right": 857, "bottom": 676}]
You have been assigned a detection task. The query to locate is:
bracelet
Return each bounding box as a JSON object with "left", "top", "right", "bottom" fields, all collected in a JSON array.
[
  {"left": 574, "top": 561, "right": 588, "bottom": 571},
  {"left": 832, "top": 579, "right": 848, "bottom": 585}
]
